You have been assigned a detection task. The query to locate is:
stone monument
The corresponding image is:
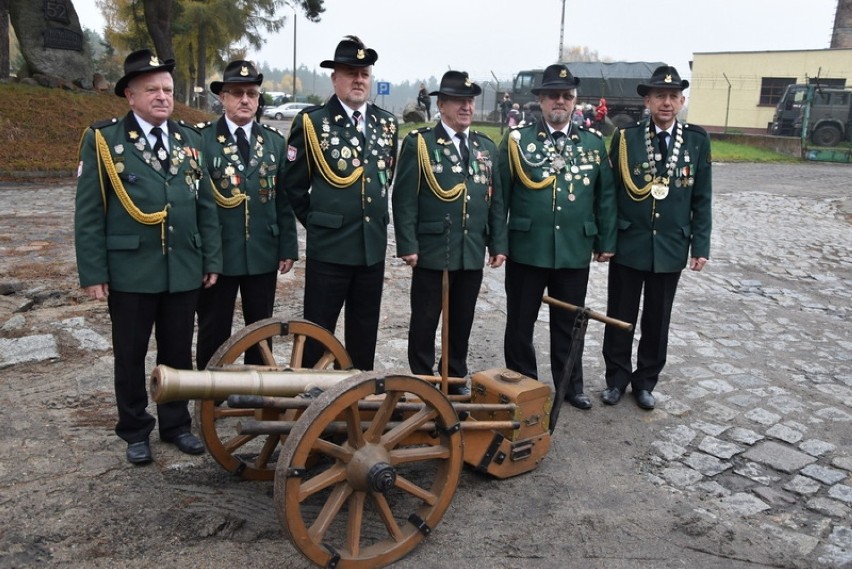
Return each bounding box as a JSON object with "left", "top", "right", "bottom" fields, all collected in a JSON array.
[{"left": 9, "top": 0, "right": 93, "bottom": 88}]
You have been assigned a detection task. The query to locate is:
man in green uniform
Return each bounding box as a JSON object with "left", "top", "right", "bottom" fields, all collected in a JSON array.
[
  {"left": 602, "top": 65, "right": 712, "bottom": 410},
  {"left": 393, "top": 71, "right": 507, "bottom": 389},
  {"left": 499, "top": 63, "right": 617, "bottom": 410},
  {"left": 74, "top": 49, "right": 222, "bottom": 464},
  {"left": 283, "top": 35, "right": 398, "bottom": 371},
  {"left": 196, "top": 60, "right": 298, "bottom": 370}
]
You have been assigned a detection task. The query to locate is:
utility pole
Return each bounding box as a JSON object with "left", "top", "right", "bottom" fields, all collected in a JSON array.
[
  {"left": 292, "top": 10, "right": 297, "bottom": 100},
  {"left": 558, "top": 0, "right": 566, "bottom": 62}
]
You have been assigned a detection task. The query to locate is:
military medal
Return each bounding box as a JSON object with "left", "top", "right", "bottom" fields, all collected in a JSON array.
[
  {"left": 552, "top": 156, "right": 566, "bottom": 171},
  {"left": 341, "top": 147, "right": 352, "bottom": 159},
  {"left": 338, "top": 159, "right": 347, "bottom": 170},
  {"left": 651, "top": 183, "right": 669, "bottom": 200},
  {"left": 352, "top": 158, "right": 361, "bottom": 167},
  {"left": 568, "top": 193, "right": 576, "bottom": 202},
  {"left": 114, "top": 162, "right": 125, "bottom": 173}
]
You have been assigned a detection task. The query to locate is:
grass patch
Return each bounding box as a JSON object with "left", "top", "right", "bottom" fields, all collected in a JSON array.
[{"left": 1, "top": 83, "right": 215, "bottom": 176}]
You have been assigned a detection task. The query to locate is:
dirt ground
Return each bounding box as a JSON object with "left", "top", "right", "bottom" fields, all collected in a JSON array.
[{"left": 0, "top": 161, "right": 850, "bottom": 569}]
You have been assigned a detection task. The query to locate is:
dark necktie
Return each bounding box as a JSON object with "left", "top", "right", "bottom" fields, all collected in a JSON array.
[
  {"left": 456, "top": 132, "right": 470, "bottom": 171},
  {"left": 657, "top": 131, "right": 669, "bottom": 163},
  {"left": 236, "top": 127, "right": 250, "bottom": 164},
  {"left": 352, "top": 110, "right": 364, "bottom": 145},
  {"left": 150, "top": 126, "right": 169, "bottom": 172},
  {"left": 552, "top": 130, "right": 566, "bottom": 149},
  {"left": 656, "top": 131, "right": 669, "bottom": 175}
]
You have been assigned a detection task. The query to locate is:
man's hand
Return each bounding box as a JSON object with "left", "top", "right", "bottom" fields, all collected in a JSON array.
[
  {"left": 279, "top": 259, "right": 295, "bottom": 274},
  {"left": 489, "top": 254, "right": 507, "bottom": 269},
  {"left": 401, "top": 254, "right": 418, "bottom": 268},
  {"left": 689, "top": 257, "right": 708, "bottom": 271},
  {"left": 595, "top": 252, "right": 614, "bottom": 262},
  {"left": 84, "top": 283, "right": 109, "bottom": 300},
  {"left": 202, "top": 273, "right": 219, "bottom": 288}
]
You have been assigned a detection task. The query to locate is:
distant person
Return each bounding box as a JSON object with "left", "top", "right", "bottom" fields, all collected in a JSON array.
[
  {"left": 283, "top": 35, "right": 399, "bottom": 371},
  {"left": 601, "top": 65, "right": 712, "bottom": 410},
  {"left": 506, "top": 103, "right": 521, "bottom": 127},
  {"left": 393, "top": 70, "right": 507, "bottom": 389},
  {"left": 583, "top": 103, "right": 594, "bottom": 127},
  {"left": 572, "top": 103, "right": 585, "bottom": 126},
  {"left": 74, "top": 49, "right": 222, "bottom": 465},
  {"left": 417, "top": 82, "right": 431, "bottom": 120},
  {"left": 594, "top": 97, "right": 608, "bottom": 129},
  {"left": 195, "top": 60, "right": 298, "bottom": 371},
  {"left": 498, "top": 63, "right": 617, "bottom": 410},
  {"left": 255, "top": 92, "right": 265, "bottom": 123},
  {"left": 499, "top": 92, "right": 513, "bottom": 124}
]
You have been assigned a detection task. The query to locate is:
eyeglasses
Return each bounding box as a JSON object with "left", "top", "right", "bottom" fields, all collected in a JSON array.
[
  {"left": 224, "top": 89, "right": 261, "bottom": 99},
  {"left": 545, "top": 92, "right": 576, "bottom": 101}
]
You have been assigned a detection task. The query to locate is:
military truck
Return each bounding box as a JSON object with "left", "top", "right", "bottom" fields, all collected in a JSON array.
[
  {"left": 769, "top": 84, "right": 852, "bottom": 146},
  {"left": 510, "top": 61, "right": 665, "bottom": 128}
]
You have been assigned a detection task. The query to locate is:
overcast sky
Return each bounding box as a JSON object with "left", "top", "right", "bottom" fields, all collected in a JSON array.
[{"left": 73, "top": 0, "right": 839, "bottom": 85}]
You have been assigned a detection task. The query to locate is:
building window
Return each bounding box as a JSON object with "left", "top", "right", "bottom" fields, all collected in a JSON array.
[
  {"left": 809, "top": 77, "right": 846, "bottom": 88},
  {"left": 759, "top": 77, "right": 796, "bottom": 106}
]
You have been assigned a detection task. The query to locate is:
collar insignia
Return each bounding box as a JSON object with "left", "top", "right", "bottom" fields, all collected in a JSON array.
[{"left": 128, "top": 130, "right": 139, "bottom": 140}]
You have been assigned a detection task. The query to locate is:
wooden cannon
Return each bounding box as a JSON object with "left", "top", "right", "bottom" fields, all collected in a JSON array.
[{"left": 150, "top": 317, "right": 554, "bottom": 569}]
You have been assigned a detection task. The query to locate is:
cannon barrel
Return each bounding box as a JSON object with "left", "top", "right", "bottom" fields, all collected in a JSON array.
[{"left": 150, "top": 365, "right": 361, "bottom": 403}]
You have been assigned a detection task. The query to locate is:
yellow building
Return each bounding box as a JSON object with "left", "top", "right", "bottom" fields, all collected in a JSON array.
[{"left": 687, "top": 49, "right": 852, "bottom": 134}]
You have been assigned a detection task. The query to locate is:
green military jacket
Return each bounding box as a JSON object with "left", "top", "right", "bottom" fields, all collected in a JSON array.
[
  {"left": 75, "top": 112, "right": 222, "bottom": 293},
  {"left": 283, "top": 96, "right": 398, "bottom": 267},
  {"left": 392, "top": 123, "right": 507, "bottom": 271},
  {"left": 498, "top": 120, "right": 616, "bottom": 269},
  {"left": 609, "top": 119, "right": 712, "bottom": 273},
  {"left": 198, "top": 117, "right": 298, "bottom": 276}
]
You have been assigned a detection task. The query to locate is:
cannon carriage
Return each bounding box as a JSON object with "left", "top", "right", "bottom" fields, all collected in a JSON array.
[{"left": 151, "top": 317, "right": 554, "bottom": 568}]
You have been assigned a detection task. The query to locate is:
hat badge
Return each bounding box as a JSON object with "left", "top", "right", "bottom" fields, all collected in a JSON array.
[
  {"left": 356, "top": 49, "right": 366, "bottom": 60},
  {"left": 464, "top": 77, "right": 472, "bottom": 87},
  {"left": 559, "top": 69, "right": 567, "bottom": 78},
  {"left": 664, "top": 74, "right": 673, "bottom": 83},
  {"left": 149, "top": 55, "right": 160, "bottom": 66},
  {"left": 240, "top": 65, "right": 249, "bottom": 76}
]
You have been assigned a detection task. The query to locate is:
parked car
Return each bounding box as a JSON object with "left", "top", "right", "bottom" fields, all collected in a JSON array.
[{"left": 263, "top": 102, "right": 312, "bottom": 120}]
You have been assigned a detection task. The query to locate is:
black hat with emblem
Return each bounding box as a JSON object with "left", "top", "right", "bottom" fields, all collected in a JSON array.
[
  {"left": 531, "top": 63, "right": 580, "bottom": 95},
  {"left": 320, "top": 35, "right": 378, "bottom": 69},
  {"left": 429, "top": 70, "right": 482, "bottom": 97},
  {"left": 210, "top": 60, "right": 264, "bottom": 95},
  {"left": 637, "top": 65, "right": 689, "bottom": 96},
  {"left": 114, "top": 49, "right": 176, "bottom": 97}
]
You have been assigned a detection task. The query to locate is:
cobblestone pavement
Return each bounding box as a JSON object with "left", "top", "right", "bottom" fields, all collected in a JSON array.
[{"left": 0, "top": 161, "right": 850, "bottom": 569}]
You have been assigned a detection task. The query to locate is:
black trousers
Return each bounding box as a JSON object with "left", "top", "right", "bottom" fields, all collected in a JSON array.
[
  {"left": 504, "top": 260, "right": 589, "bottom": 396},
  {"left": 602, "top": 262, "right": 682, "bottom": 393},
  {"left": 108, "top": 288, "right": 199, "bottom": 444},
  {"left": 196, "top": 272, "right": 277, "bottom": 369},
  {"left": 302, "top": 258, "right": 384, "bottom": 371},
  {"left": 408, "top": 267, "right": 483, "bottom": 378}
]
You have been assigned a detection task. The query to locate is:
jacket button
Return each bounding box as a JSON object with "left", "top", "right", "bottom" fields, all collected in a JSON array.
[
  {"left": 168, "top": 225, "right": 174, "bottom": 232},
  {"left": 557, "top": 206, "right": 562, "bottom": 211},
  {"left": 653, "top": 230, "right": 657, "bottom": 235},
  {"left": 365, "top": 216, "right": 371, "bottom": 222},
  {"left": 367, "top": 196, "right": 372, "bottom": 203},
  {"left": 655, "top": 213, "right": 660, "bottom": 218},
  {"left": 556, "top": 225, "right": 561, "bottom": 230}
]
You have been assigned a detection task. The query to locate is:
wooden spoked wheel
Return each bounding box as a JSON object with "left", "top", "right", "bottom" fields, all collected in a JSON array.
[
  {"left": 274, "top": 373, "right": 463, "bottom": 569},
  {"left": 197, "top": 318, "right": 353, "bottom": 480}
]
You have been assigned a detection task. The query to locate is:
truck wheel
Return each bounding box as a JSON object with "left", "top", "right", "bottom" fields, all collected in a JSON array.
[
  {"left": 812, "top": 125, "right": 842, "bottom": 147},
  {"left": 610, "top": 114, "right": 635, "bottom": 128}
]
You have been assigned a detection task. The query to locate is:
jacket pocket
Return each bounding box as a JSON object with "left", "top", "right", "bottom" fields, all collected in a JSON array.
[
  {"left": 508, "top": 217, "right": 532, "bottom": 232},
  {"left": 192, "top": 232, "right": 203, "bottom": 248},
  {"left": 307, "top": 211, "right": 344, "bottom": 229},
  {"left": 417, "top": 221, "right": 445, "bottom": 235},
  {"left": 105, "top": 235, "right": 140, "bottom": 250},
  {"left": 680, "top": 224, "right": 692, "bottom": 238},
  {"left": 617, "top": 218, "right": 632, "bottom": 231},
  {"left": 269, "top": 224, "right": 280, "bottom": 237},
  {"left": 583, "top": 222, "right": 599, "bottom": 237}
]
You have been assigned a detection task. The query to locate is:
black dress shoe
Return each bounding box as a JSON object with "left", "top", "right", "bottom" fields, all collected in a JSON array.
[
  {"left": 126, "top": 440, "right": 152, "bottom": 465},
  {"left": 448, "top": 384, "right": 470, "bottom": 397},
  {"left": 601, "top": 387, "right": 623, "bottom": 406},
  {"left": 633, "top": 389, "right": 656, "bottom": 410},
  {"left": 166, "top": 432, "right": 205, "bottom": 455},
  {"left": 565, "top": 393, "right": 592, "bottom": 410}
]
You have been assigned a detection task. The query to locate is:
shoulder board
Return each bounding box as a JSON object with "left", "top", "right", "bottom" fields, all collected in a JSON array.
[
  {"left": 578, "top": 125, "right": 603, "bottom": 138},
  {"left": 471, "top": 130, "right": 494, "bottom": 142},
  {"left": 177, "top": 119, "right": 200, "bottom": 133},
  {"left": 302, "top": 104, "right": 323, "bottom": 114},
  {"left": 408, "top": 127, "right": 432, "bottom": 137},
  {"left": 195, "top": 121, "right": 213, "bottom": 130},
  {"left": 261, "top": 122, "right": 285, "bottom": 138},
  {"left": 620, "top": 121, "right": 643, "bottom": 129},
  {"left": 683, "top": 123, "right": 708, "bottom": 136},
  {"left": 90, "top": 118, "right": 118, "bottom": 130}
]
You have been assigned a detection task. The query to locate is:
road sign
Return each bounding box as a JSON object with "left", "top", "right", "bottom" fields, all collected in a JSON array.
[{"left": 377, "top": 82, "right": 390, "bottom": 95}]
